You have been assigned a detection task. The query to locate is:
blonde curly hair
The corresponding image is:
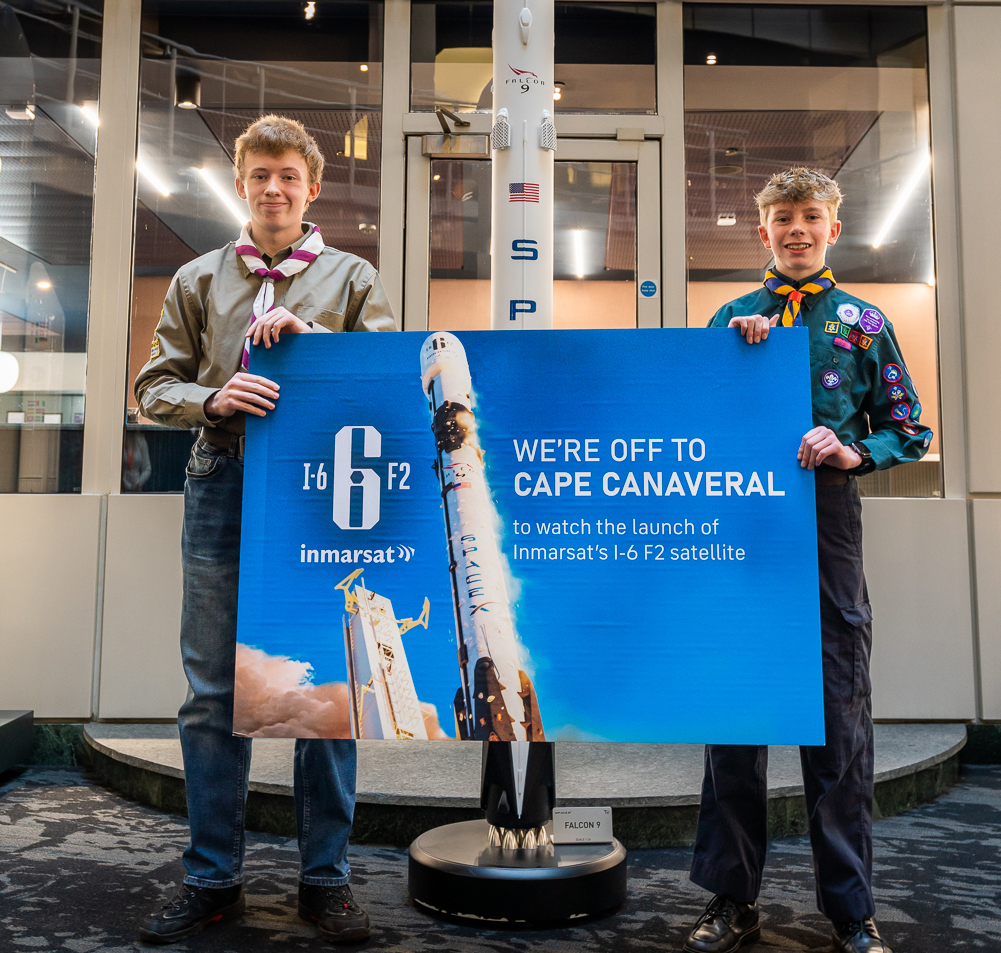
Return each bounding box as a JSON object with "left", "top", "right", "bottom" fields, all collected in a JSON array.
[
  {"left": 755, "top": 167, "right": 843, "bottom": 225},
  {"left": 234, "top": 114, "right": 325, "bottom": 186}
]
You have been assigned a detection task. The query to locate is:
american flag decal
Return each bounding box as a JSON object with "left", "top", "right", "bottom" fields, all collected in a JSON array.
[{"left": 509, "top": 182, "right": 540, "bottom": 203}]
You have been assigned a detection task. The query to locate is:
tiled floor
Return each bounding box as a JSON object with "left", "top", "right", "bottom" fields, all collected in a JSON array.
[{"left": 1, "top": 765, "right": 999, "bottom": 952}]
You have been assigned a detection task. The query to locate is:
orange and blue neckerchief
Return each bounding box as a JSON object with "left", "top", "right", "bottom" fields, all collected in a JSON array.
[{"left": 764, "top": 268, "right": 836, "bottom": 326}]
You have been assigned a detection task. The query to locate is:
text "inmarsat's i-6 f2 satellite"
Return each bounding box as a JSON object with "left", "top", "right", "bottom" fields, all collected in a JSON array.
[{"left": 419, "top": 332, "right": 544, "bottom": 745}]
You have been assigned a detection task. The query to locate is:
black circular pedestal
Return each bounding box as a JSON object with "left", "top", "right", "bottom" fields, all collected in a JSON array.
[{"left": 408, "top": 819, "right": 627, "bottom": 925}]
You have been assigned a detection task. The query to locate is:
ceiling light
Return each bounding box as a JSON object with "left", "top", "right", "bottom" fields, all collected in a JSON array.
[
  {"left": 5, "top": 105, "right": 34, "bottom": 120},
  {"left": 78, "top": 103, "right": 99, "bottom": 126},
  {"left": 36, "top": 280, "right": 51, "bottom": 289},
  {"left": 706, "top": 53, "right": 717, "bottom": 65},
  {"left": 360, "top": 64, "right": 368, "bottom": 72},
  {"left": 0, "top": 261, "right": 17, "bottom": 275},
  {"left": 433, "top": 174, "right": 441, "bottom": 181},
  {"left": 709, "top": 165, "right": 742, "bottom": 176},
  {"left": 305, "top": 1, "right": 315, "bottom": 19},
  {"left": 717, "top": 213, "right": 736, "bottom": 227},
  {"left": 196, "top": 167, "right": 247, "bottom": 226},
  {"left": 137, "top": 157, "right": 171, "bottom": 196},
  {"left": 872, "top": 152, "right": 931, "bottom": 249},
  {"left": 175, "top": 73, "right": 201, "bottom": 110},
  {"left": 573, "top": 229, "right": 586, "bottom": 278},
  {"left": 358, "top": 223, "right": 376, "bottom": 233}
]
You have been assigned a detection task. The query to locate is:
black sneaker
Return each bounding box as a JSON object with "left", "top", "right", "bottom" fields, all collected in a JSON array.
[
  {"left": 139, "top": 883, "right": 245, "bottom": 945},
  {"left": 832, "top": 918, "right": 893, "bottom": 953},
  {"left": 298, "top": 883, "right": 371, "bottom": 944},
  {"left": 683, "top": 895, "right": 761, "bottom": 953}
]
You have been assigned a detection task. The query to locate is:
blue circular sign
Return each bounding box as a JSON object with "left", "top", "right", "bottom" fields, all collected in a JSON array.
[
  {"left": 821, "top": 369, "right": 841, "bottom": 389},
  {"left": 640, "top": 280, "right": 657, "bottom": 298},
  {"left": 891, "top": 402, "right": 911, "bottom": 421},
  {"left": 887, "top": 384, "right": 907, "bottom": 402}
]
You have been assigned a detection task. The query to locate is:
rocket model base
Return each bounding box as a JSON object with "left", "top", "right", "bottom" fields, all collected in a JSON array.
[{"left": 408, "top": 819, "right": 626, "bottom": 925}]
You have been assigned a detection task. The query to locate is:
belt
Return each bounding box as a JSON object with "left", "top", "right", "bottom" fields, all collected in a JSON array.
[
  {"left": 815, "top": 465, "right": 852, "bottom": 487},
  {"left": 200, "top": 427, "right": 245, "bottom": 459}
]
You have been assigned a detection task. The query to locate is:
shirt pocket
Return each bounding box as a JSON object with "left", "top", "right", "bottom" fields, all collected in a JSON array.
[{"left": 304, "top": 308, "right": 345, "bottom": 332}]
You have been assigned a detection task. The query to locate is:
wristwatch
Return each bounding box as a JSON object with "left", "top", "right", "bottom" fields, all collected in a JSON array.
[{"left": 849, "top": 441, "right": 875, "bottom": 476}]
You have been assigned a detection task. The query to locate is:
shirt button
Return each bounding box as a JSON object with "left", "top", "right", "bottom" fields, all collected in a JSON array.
[{"left": 833, "top": 357, "right": 839, "bottom": 364}]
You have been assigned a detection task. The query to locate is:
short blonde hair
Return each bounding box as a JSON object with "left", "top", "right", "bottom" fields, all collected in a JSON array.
[
  {"left": 755, "top": 167, "right": 843, "bottom": 225},
  {"left": 234, "top": 115, "right": 325, "bottom": 185}
]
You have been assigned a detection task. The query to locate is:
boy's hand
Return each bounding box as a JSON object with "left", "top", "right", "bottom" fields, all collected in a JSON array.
[
  {"left": 798, "top": 427, "right": 863, "bottom": 470},
  {"left": 728, "top": 313, "right": 779, "bottom": 344},
  {"left": 205, "top": 372, "right": 280, "bottom": 418},
  {"left": 247, "top": 306, "right": 311, "bottom": 348}
]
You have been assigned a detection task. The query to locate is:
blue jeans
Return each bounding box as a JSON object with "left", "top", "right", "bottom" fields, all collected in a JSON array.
[{"left": 178, "top": 435, "right": 357, "bottom": 888}]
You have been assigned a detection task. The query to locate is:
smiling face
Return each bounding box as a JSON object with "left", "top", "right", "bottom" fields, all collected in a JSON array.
[
  {"left": 758, "top": 200, "right": 841, "bottom": 279},
  {"left": 235, "top": 149, "right": 321, "bottom": 243}
]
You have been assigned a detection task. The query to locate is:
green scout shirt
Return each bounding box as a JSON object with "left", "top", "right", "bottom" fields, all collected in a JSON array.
[
  {"left": 135, "top": 223, "right": 397, "bottom": 435},
  {"left": 707, "top": 270, "right": 932, "bottom": 471}
]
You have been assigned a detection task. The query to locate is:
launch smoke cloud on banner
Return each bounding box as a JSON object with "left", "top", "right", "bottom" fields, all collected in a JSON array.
[{"left": 234, "top": 329, "right": 824, "bottom": 745}]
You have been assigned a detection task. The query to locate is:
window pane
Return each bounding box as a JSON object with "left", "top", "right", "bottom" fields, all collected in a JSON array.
[
  {"left": 0, "top": 0, "right": 103, "bottom": 493},
  {"left": 429, "top": 159, "right": 636, "bottom": 330},
  {"left": 411, "top": 2, "right": 656, "bottom": 115},
  {"left": 125, "top": 0, "right": 384, "bottom": 493},
  {"left": 683, "top": 5, "right": 940, "bottom": 498}
]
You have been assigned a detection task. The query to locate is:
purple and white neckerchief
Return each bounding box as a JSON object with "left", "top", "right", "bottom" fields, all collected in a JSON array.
[{"left": 235, "top": 223, "right": 325, "bottom": 369}]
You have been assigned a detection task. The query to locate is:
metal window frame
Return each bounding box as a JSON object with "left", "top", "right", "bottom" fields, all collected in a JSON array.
[
  {"left": 402, "top": 138, "right": 661, "bottom": 332},
  {"left": 75, "top": 0, "right": 964, "bottom": 499}
]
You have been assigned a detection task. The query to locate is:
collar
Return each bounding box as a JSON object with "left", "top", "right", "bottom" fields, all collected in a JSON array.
[
  {"left": 765, "top": 267, "right": 834, "bottom": 311},
  {"left": 236, "top": 222, "right": 315, "bottom": 275}
]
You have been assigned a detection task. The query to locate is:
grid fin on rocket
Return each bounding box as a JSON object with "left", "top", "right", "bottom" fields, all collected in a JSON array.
[{"left": 420, "top": 332, "right": 544, "bottom": 742}]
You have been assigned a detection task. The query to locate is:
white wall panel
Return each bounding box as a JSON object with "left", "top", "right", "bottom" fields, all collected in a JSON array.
[
  {"left": 973, "top": 500, "right": 1001, "bottom": 719},
  {"left": 98, "top": 494, "right": 187, "bottom": 718},
  {"left": 0, "top": 495, "right": 102, "bottom": 718},
  {"left": 954, "top": 8, "right": 1001, "bottom": 493},
  {"left": 864, "top": 498, "right": 975, "bottom": 720}
]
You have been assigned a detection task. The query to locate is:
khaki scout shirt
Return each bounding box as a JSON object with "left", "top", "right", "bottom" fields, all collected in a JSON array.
[{"left": 134, "top": 225, "right": 397, "bottom": 435}]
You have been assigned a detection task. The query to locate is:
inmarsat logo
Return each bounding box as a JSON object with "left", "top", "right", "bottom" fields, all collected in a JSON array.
[{"left": 333, "top": 425, "right": 382, "bottom": 530}]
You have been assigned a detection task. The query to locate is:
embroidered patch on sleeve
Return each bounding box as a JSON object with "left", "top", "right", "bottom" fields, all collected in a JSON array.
[
  {"left": 150, "top": 337, "right": 160, "bottom": 359},
  {"left": 859, "top": 335, "right": 872, "bottom": 350},
  {"left": 825, "top": 321, "right": 839, "bottom": 334}
]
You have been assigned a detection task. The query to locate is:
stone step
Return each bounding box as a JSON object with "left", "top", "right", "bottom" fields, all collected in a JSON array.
[{"left": 83, "top": 723, "right": 966, "bottom": 849}]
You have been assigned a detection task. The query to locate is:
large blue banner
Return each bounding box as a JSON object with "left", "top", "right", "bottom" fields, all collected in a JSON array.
[{"left": 235, "top": 329, "right": 823, "bottom": 745}]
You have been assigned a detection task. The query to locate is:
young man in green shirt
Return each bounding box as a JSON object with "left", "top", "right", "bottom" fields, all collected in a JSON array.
[{"left": 684, "top": 168, "right": 930, "bottom": 953}]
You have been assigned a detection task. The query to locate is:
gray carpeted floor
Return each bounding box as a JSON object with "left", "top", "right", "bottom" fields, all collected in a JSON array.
[{"left": 1, "top": 765, "right": 999, "bottom": 952}]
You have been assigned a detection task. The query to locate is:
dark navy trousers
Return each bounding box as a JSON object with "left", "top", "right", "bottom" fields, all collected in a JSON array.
[{"left": 690, "top": 477, "right": 875, "bottom": 923}]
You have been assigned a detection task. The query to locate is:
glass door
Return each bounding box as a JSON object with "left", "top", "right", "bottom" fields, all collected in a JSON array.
[{"left": 402, "top": 138, "right": 661, "bottom": 330}]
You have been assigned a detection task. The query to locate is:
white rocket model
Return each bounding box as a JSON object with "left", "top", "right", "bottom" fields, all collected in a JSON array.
[
  {"left": 490, "top": 0, "right": 555, "bottom": 330},
  {"left": 420, "top": 332, "right": 544, "bottom": 742},
  {"left": 340, "top": 570, "right": 430, "bottom": 741}
]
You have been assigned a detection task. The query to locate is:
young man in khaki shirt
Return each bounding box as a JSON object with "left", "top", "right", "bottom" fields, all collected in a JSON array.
[{"left": 135, "top": 115, "right": 395, "bottom": 946}]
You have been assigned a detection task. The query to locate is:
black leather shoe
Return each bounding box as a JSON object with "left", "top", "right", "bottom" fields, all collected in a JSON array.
[
  {"left": 139, "top": 883, "right": 245, "bottom": 945},
  {"left": 832, "top": 919, "right": 893, "bottom": 953},
  {"left": 683, "top": 895, "right": 761, "bottom": 953},
  {"left": 298, "top": 883, "right": 371, "bottom": 943}
]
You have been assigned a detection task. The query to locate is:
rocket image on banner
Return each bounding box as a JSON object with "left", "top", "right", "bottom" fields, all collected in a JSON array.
[{"left": 420, "top": 332, "right": 545, "bottom": 742}]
